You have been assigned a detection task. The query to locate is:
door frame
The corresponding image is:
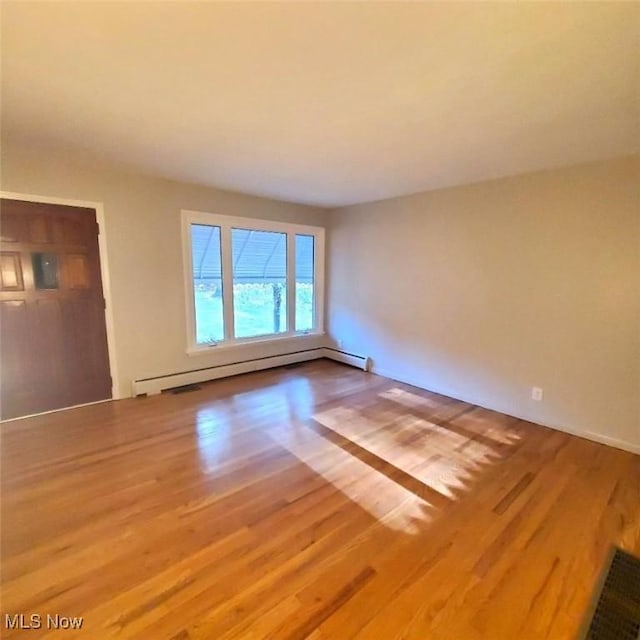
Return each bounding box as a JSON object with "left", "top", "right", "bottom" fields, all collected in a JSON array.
[{"left": 1, "top": 191, "right": 121, "bottom": 402}]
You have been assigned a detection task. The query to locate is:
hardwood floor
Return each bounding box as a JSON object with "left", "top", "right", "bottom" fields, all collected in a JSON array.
[{"left": 1, "top": 360, "right": 638, "bottom": 639}]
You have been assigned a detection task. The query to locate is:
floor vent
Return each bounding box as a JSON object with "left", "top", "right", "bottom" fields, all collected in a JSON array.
[
  {"left": 583, "top": 547, "right": 640, "bottom": 640},
  {"left": 168, "top": 383, "right": 202, "bottom": 394}
]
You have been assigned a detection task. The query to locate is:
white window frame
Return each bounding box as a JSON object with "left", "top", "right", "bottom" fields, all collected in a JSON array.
[{"left": 181, "top": 210, "right": 325, "bottom": 355}]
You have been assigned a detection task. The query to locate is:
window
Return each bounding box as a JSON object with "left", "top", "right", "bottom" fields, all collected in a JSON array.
[
  {"left": 32, "top": 253, "right": 59, "bottom": 289},
  {"left": 182, "top": 211, "right": 324, "bottom": 353},
  {"left": 190, "top": 224, "right": 224, "bottom": 344},
  {"left": 295, "top": 234, "right": 315, "bottom": 332},
  {"left": 232, "top": 228, "right": 287, "bottom": 339}
]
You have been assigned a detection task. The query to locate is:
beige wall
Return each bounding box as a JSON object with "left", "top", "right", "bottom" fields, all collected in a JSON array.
[
  {"left": 1, "top": 144, "right": 327, "bottom": 399},
  {"left": 3, "top": 144, "right": 638, "bottom": 451},
  {"left": 328, "top": 158, "right": 640, "bottom": 450}
]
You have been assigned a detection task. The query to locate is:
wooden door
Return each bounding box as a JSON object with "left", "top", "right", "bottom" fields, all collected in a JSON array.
[{"left": 0, "top": 199, "right": 112, "bottom": 419}]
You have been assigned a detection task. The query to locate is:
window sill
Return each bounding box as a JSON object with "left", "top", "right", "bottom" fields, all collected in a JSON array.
[{"left": 186, "top": 331, "right": 325, "bottom": 357}]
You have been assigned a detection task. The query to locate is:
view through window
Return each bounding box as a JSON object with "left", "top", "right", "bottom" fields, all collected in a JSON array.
[
  {"left": 295, "top": 234, "right": 314, "bottom": 332},
  {"left": 191, "top": 224, "right": 224, "bottom": 344},
  {"left": 232, "top": 228, "right": 287, "bottom": 339},
  {"left": 185, "top": 213, "right": 323, "bottom": 350}
]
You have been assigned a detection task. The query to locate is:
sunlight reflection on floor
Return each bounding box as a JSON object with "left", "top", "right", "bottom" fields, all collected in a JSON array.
[
  {"left": 380, "top": 388, "right": 522, "bottom": 446},
  {"left": 312, "top": 406, "right": 478, "bottom": 499},
  {"left": 195, "top": 408, "right": 233, "bottom": 472},
  {"left": 379, "top": 387, "right": 455, "bottom": 411},
  {"left": 193, "top": 379, "right": 522, "bottom": 534},
  {"left": 311, "top": 387, "right": 522, "bottom": 505},
  {"left": 268, "top": 422, "right": 434, "bottom": 534}
]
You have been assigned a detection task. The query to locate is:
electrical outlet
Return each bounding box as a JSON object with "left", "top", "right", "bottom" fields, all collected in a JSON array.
[
  {"left": 337, "top": 339, "right": 344, "bottom": 349},
  {"left": 531, "top": 387, "right": 543, "bottom": 402}
]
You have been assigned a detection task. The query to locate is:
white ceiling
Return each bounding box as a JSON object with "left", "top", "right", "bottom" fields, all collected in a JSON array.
[{"left": 2, "top": 2, "right": 638, "bottom": 208}]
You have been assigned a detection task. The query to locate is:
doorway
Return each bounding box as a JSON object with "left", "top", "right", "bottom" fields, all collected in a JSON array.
[{"left": 0, "top": 198, "right": 112, "bottom": 419}]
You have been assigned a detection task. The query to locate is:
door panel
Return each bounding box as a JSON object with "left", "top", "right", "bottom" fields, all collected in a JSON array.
[
  {"left": 0, "top": 253, "right": 24, "bottom": 290},
  {"left": 0, "top": 215, "right": 25, "bottom": 243},
  {"left": 0, "top": 199, "right": 111, "bottom": 419},
  {"left": 28, "top": 216, "right": 50, "bottom": 244},
  {"left": 66, "top": 254, "right": 90, "bottom": 289}
]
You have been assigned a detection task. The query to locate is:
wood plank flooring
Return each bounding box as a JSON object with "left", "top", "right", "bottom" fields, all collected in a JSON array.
[{"left": 1, "top": 360, "right": 639, "bottom": 639}]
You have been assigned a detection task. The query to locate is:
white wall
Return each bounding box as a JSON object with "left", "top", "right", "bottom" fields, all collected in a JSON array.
[
  {"left": 1, "top": 144, "right": 327, "bottom": 399},
  {"left": 328, "top": 157, "right": 640, "bottom": 451}
]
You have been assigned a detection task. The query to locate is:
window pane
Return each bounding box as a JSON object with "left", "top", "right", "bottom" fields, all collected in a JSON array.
[
  {"left": 295, "top": 234, "right": 315, "bottom": 331},
  {"left": 232, "top": 228, "right": 287, "bottom": 339},
  {"left": 191, "top": 224, "right": 224, "bottom": 344},
  {"left": 32, "top": 253, "right": 59, "bottom": 289}
]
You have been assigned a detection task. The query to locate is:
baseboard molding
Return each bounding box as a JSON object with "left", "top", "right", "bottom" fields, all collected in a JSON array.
[
  {"left": 322, "top": 348, "right": 371, "bottom": 371},
  {"left": 131, "top": 346, "right": 372, "bottom": 396},
  {"left": 576, "top": 430, "right": 640, "bottom": 456},
  {"left": 371, "top": 365, "right": 640, "bottom": 456},
  {"left": 132, "top": 348, "right": 326, "bottom": 396}
]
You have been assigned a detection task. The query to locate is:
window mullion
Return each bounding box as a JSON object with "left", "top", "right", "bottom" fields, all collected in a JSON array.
[
  {"left": 287, "top": 232, "right": 296, "bottom": 333},
  {"left": 221, "top": 225, "right": 235, "bottom": 340}
]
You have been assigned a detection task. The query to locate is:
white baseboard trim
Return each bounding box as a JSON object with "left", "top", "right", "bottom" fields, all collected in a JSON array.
[
  {"left": 132, "top": 348, "right": 325, "bottom": 396},
  {"left": 322, "top": 348, "right": 371, "bottom": 371},
  {"left": 575, "top": 430, "right": 640, "bottom": 456},
  {"left": 371, "top": 365, "right": 640, "bottom": 456},
  {"left": 131, "top": 347, "right": 372, "bottom": 396}
]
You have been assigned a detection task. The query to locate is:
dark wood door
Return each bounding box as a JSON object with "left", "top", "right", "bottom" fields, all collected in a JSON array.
[{"left": 0, "top": 199, "right": 112, "bottom": 419}]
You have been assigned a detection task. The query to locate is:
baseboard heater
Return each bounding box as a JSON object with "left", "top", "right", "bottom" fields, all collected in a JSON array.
[
  {"left": 323, "top": 347, "right": 371, "bottom": 371},
  {"left": 132, "top": 347, "right": 370, "bottom": 396}
]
